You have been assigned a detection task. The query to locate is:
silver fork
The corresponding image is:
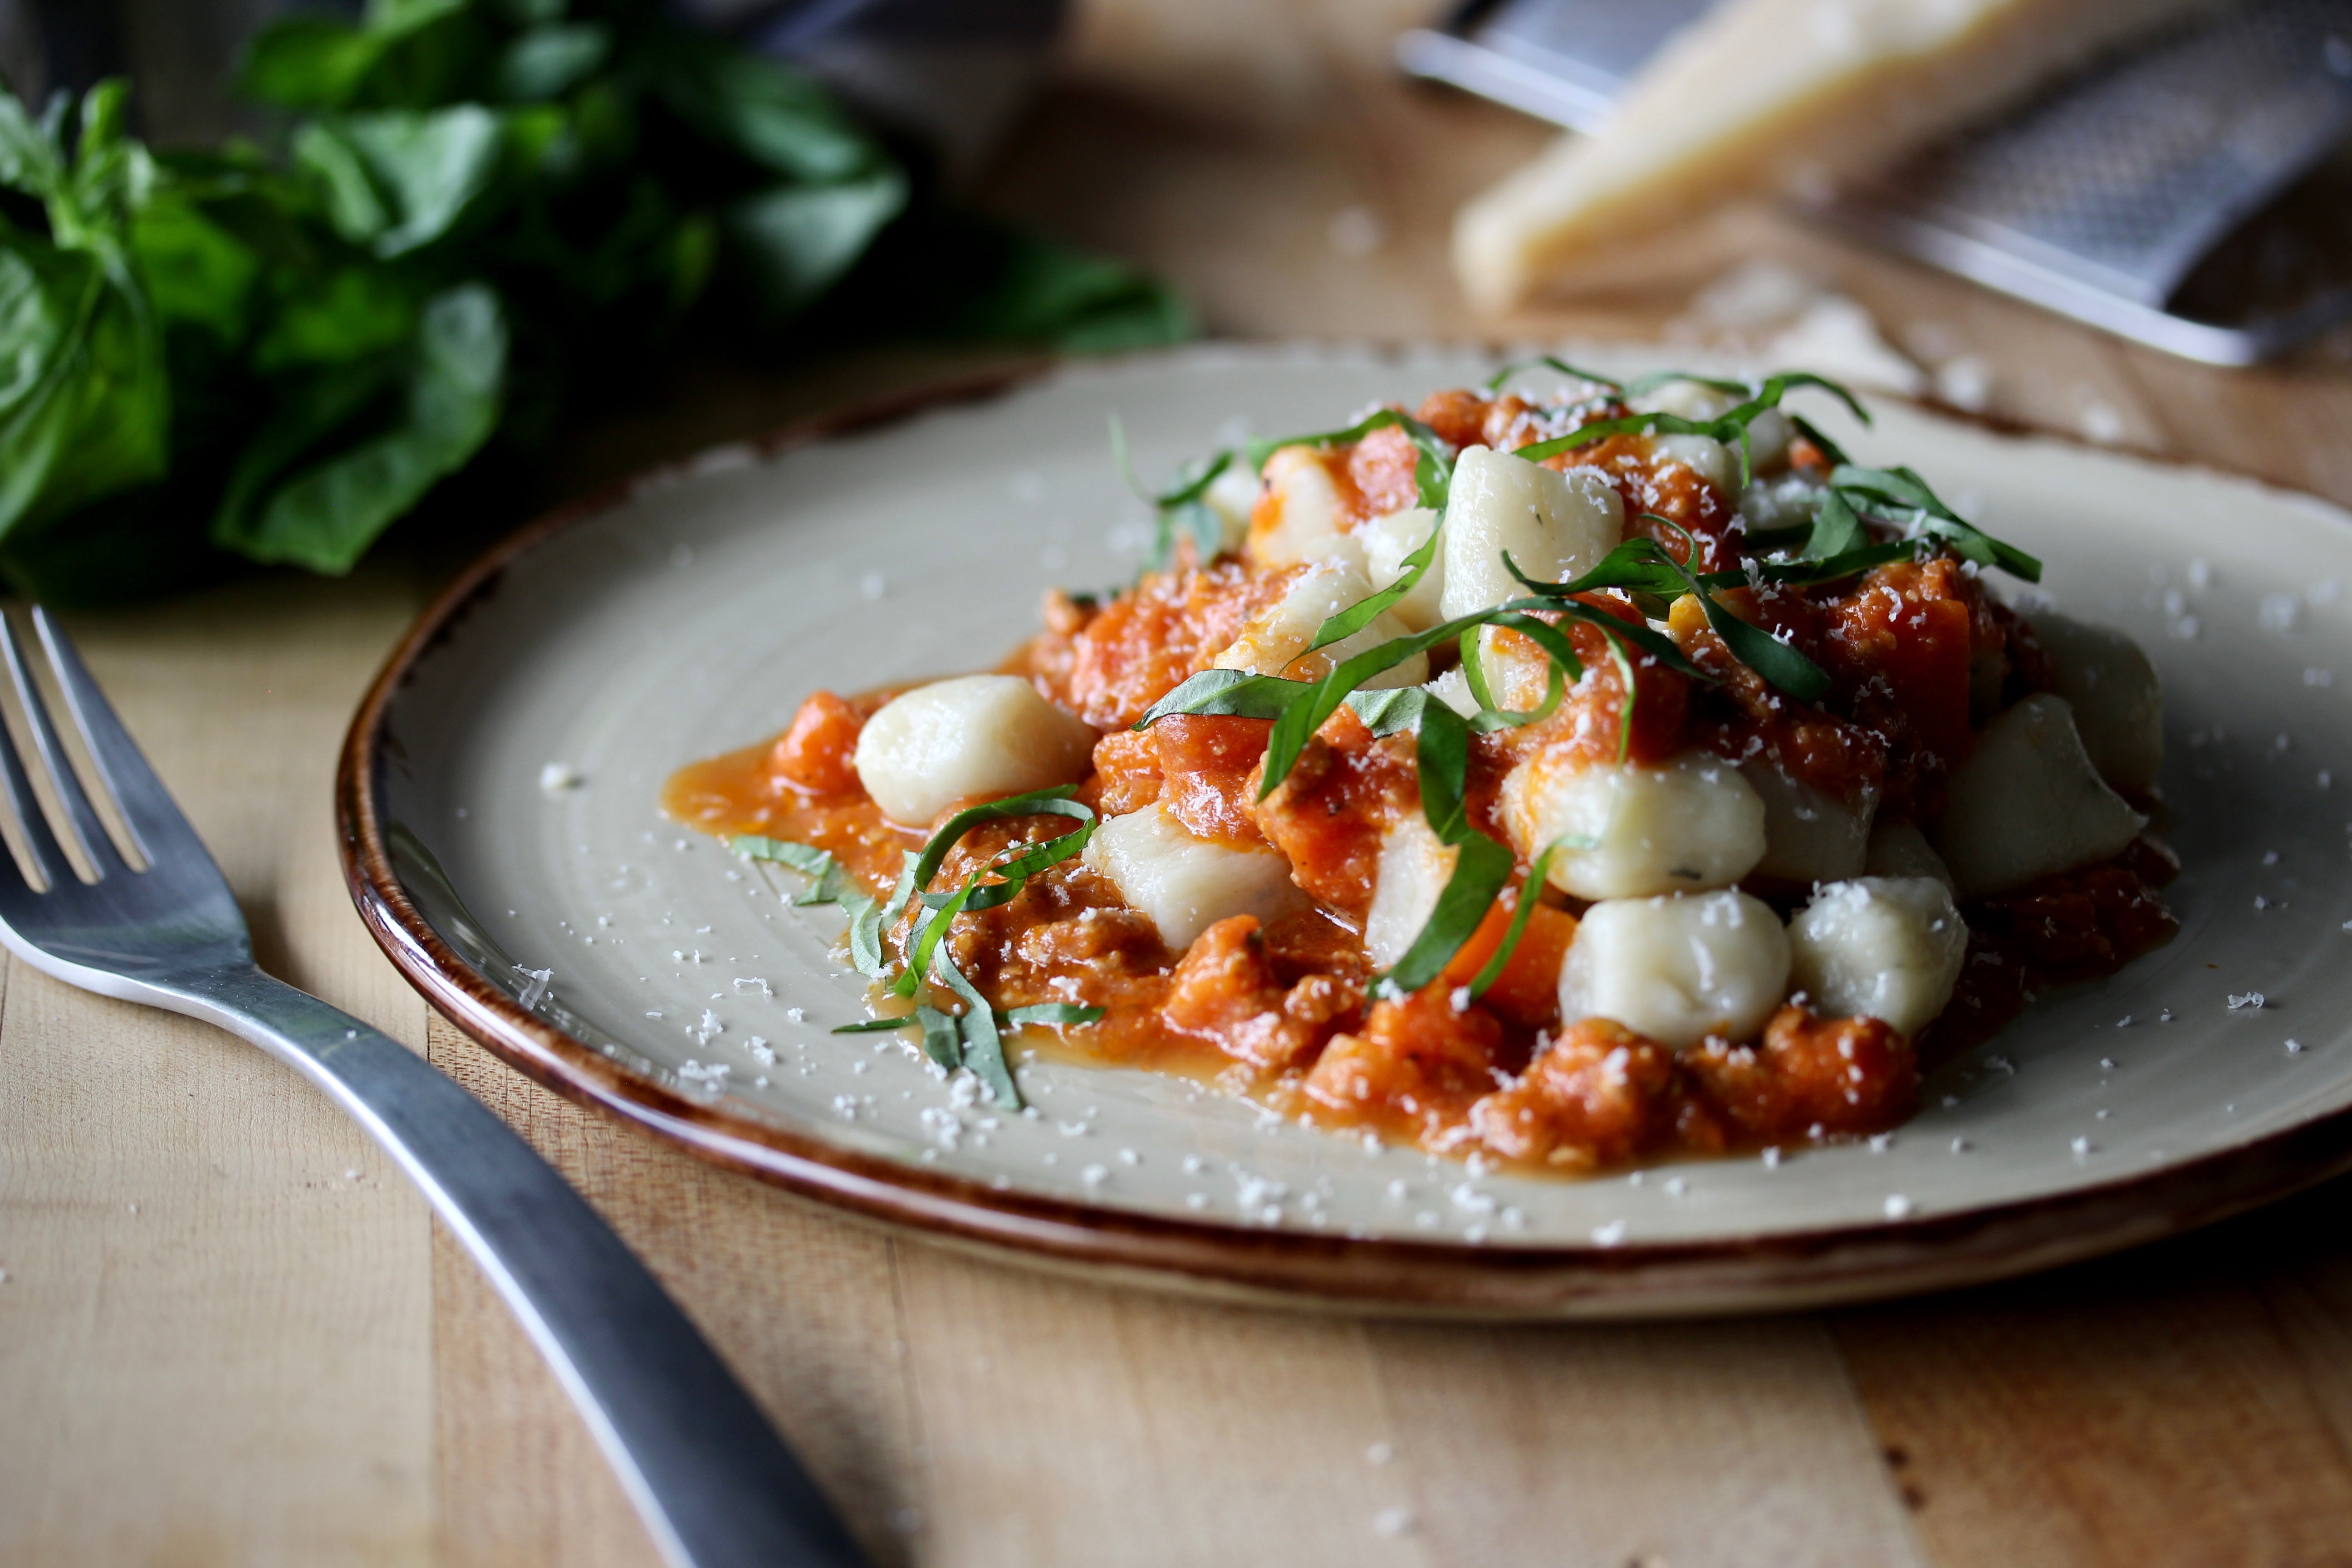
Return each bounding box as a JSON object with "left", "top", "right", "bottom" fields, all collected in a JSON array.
[{"left": 0, "top": 607, "right": 868, "bottom": 1568}]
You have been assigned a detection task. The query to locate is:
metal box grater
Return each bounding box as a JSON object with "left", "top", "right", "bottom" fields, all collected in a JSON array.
[{"left": 1398, "top": 0, "right": 2352, "bottom": 363}]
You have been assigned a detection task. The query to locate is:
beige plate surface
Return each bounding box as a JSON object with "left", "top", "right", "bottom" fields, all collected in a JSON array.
[{"left": 341, "top": 344, "right": 2352, "bottom": 1318}]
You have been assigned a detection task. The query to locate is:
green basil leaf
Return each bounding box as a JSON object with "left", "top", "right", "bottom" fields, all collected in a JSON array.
[
  {"left": 915, "top": 1004, "right": 963, "bottom": 1071},
  {"left": 1690, "top": 586, "right": 1830, "bottom": 703},
  {"left": 1756, "top": 539, "right": 1916, "bottom": 586},
  {"left": 654, "top": 40, "right": 881, "bottom": 184},
  {"left": 1003, "top": 1004, "right": 1106, "bottom": 1028},
  {"left": 0, "top": 233, "right": 170, "bottom": 540},
  {"left": 295, "top": 106, "right": 504, "bottom": 257},
  {"left": 732, "top": 834, "right": 827, "bottom": 870},
  {"left": 935, "top": 946, "right": 1021, "bottom": 1108},
  {"left": 1384, "top": 833, "right": 1514, "bottom": 994},
  {"left": 1800, "top": 486, "right": 1868, "bottom": 561},
  {"left": 1466, "top": 839, "right": 1580, "bottom": 1001},
  {"left": 495, "top": 22, "right": 611, "bottom": 103},
  {"left": 1244, "top": 408, "right": 1453, "bottom": 509},
  {"left": 127, "top": 192, "right": 260, "bottom": 343},
  {"left": 1305, "top": 508, "right": 1440, "bottom": 655},
  {"left": 1136, "top": 666, "right": 1309, "bottom": 727},
  {"left": 252, "top": 266, "right": 417, "bottom": 371},
  {"left": 212, "top": 280, "right": 504, "bottom": 572},
  {"left": 832, "top": 1018, "right": 913, "bottom": 1035},
  {"left": 1787, "top": 412, "right": 1851, "bottom": 467},
  {"left": 1483, "top": 355, "right": 1623, "bottom": 393},
  {"left": 723, "top": 169, "right": 908, "bottom": 323}
]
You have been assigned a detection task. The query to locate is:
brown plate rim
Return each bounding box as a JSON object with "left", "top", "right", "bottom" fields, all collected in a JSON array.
[{"left": 334, "top": 344, "right": 2352, "bottom": 1317}]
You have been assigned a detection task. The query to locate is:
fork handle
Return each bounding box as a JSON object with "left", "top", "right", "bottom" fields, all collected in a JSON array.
[{"left": 180, "top": 966, "right": 870, "bottom": 1568}]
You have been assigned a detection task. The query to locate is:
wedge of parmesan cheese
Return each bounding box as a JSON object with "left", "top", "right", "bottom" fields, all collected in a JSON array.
[{"left": 1453, "top": 0, "right": 2217, "bottom": 311}]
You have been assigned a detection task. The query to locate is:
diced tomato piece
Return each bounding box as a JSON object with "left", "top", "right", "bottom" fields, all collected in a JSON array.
[
  {"left": 1471, "top": 1018, "right": 1673, "bottom": 1168},
  {"left": 770, "top": 691, "right": 863, "bottom": 794},
  {"left": 1439, "top": 890, "right": 1575, "bottom": 1030}
]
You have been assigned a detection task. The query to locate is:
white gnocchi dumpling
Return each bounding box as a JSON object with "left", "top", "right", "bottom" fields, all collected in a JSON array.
[
  {"left": 1441, "top": 445, "right": 1624, "bottom": 616},
  {"left": 1787, "top": 877, "right": 1968, "bottom": 1037},
  {"left": 1629, "top": 378, "right": 1792, "bottom": 474},
  {"left": 1422, "top": 666, "right": 1481, "bottom": 719},
  {"left": 1863, "top": 820, "right": 1956, "bottom": 895},
  {"left": 1641, "top": 433, "right": 1739, "bottom": 497},
  {"left": 1246, "top": 446, "right": 1350, "bottom": 567},
  {"left": 1358, "top": 506, "right": 1447, "bottom": 630},
  {"left": 1933, "top": 694, "right": 2148, "bottom": 898},
  {"left": 2030, "top": 611, "right": 2162, "bottom": 794},
  {"left": 1364, "top": 813, "right": 1457, "bottom": 969},
  {"left": 1080, "top": 803, "right": 1303, "bottom": 951},
  {"left": 1558, "top": 889, "right": 1791, "bottom": 1049},
  {"left": 1503, "top": 749, "right": 1767, "bottom": 900},
  {"left": 1200, "top": 461, "right": 1262, "bottom": 555},
  {"left": 854, "top": 675, "right": 1096, "bottom": 826},
  {"left": 1213, "top": 558, "right": 1427, "bottom": 687},
  {"left": 1740, "top": 759, "right": 1876, "bottom": 883}
]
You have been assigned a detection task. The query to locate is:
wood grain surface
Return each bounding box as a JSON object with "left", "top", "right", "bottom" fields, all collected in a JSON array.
[{"left": 10, "top": 4, "right": 2352, "bottom": 1564}]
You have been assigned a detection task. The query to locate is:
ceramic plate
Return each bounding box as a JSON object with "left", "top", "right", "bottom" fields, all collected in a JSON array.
[{"left": 340, "top": 344, "right": 2352, "bottom": 1317}]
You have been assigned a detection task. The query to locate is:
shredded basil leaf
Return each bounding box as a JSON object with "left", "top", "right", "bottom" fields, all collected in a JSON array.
[
  {"left": 915, "top": 1003, "right": 963, "bottom": 1071},
  {"left": 933, "top": 947, "right": 1020, "bottom": 1107},
  {"left": 1455, "top": 627, "right": 1564, "bottom": 731},
  {"left": 1482, "top": 355, "right": 1626, "bottom": 393},
  {"left": 1756, "top": 539, "right": 1916, "bottom": 586},
  {"left": 1004, "top": 1004, "right": 1106, "bottom": 1027},
  {"left": 732, "top": 834, "right": 849, "bottom": 905},
  {"left": 1787, "top": 413, "right": 1851, "bottom": 467},
  {"left": 1826, "top": 463, "right": 2041, "bottom": 581},
  {"left": 1466, "top": 840, "right": 1579, "bottom": 1002},
  {"left": 1305, "top": 509, "right": 1442, "bottom": 655},
  {"left": 1800, "top": 486, "right": 1869, "bottom": 561},
  {"left": 1136, "top": 666, "right": 1309, "bottom": 728},
  {"left": 1508, "top": 371, "right": 1869, "bottom": 491},
  {"left": 831, "top": 1018, "right": 911, "bottom": 1034}
]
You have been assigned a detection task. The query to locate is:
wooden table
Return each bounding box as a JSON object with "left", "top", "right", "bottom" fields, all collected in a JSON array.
[{"left": 11, "top": 10, "right": 2352, "bottom": 1565}]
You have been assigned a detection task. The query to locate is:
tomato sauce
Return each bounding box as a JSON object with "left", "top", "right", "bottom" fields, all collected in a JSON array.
[{"left": 663, "top": 385, "right": 2176, "bottom": 1175}]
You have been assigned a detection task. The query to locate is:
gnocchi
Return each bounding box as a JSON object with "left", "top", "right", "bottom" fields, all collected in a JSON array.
[
  {"left": 2030, "top": 611, "right": 2162, "bottom": 794},
  {"left": 1441, "top": 445, "right": 1623, "bottom": 616},
  {"left": 1558, "top": 889, "right": 1791, "bottom": 1049},
  {"left": 1358, "top": 506, "right": 1447, "bottom": 630},
  {"left": 853, "top": 675, "right": 1095, "bottom": 827},
  {"left": 1082, "top": 804, "right": 1304, "bottom": 951},
  {"left": 1212, "top": 558, "right": 1427, "bottom": 687},
  {"left": 1246, "top": 446, "right": 1350, "bottom": 567},
  {"left": 1934, "top": 694, "right": 2147, "bottom": 897},
  {"left": 1787, "top": 877, "right": 1968, "bottom": 1037},
  {"left": 1502, "top": 750, "right": 1767, "bottom": 900}
]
